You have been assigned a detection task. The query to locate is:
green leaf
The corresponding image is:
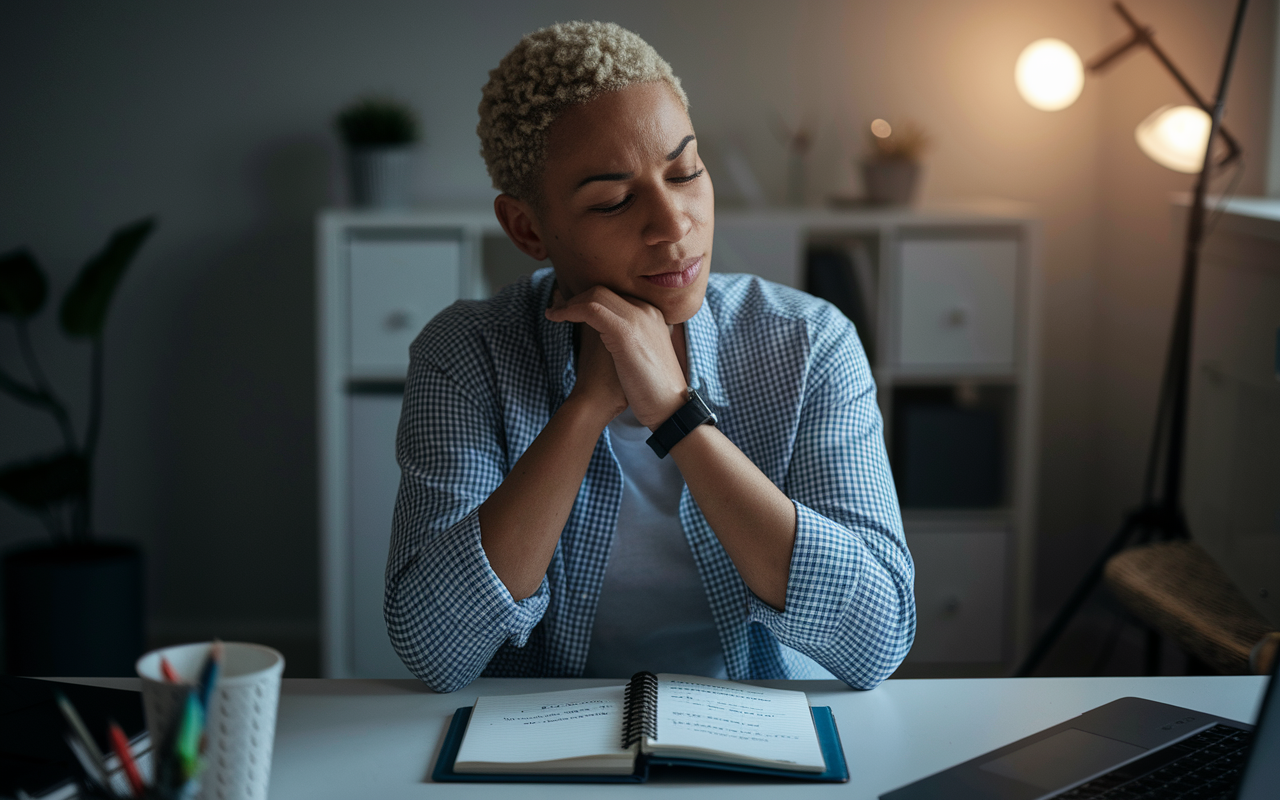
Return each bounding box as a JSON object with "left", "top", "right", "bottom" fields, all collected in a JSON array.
[
  {"left": 0, "top": 249, "right": 48, "bottom": 319},
  {"left": 0, "top": 452, "right": 87, "bottom": 510},
  {"left": 60, "top": 216, "right": 156, "bottom": 338}
]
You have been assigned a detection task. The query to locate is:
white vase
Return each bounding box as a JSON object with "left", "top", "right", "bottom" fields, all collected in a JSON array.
[{"left": 347, "top": 146, "right": 415, "bottom": 209}]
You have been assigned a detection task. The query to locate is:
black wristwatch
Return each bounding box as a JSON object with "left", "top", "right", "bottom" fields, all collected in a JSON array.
[{"left": 646, "top": 386, "right": 717, "bottom": 459}]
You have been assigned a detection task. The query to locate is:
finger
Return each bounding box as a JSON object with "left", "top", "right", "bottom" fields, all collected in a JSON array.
[
  {"left": 545, "top": 286, "right": 631, "bottom": 324},
  {"left": 546, "top": 298, "right": 629, "bottom": 336}
]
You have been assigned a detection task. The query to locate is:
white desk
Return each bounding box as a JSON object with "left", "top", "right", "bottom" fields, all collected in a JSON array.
[{"left": 66, "top": 675, "right": 1267, "bottom": 798}]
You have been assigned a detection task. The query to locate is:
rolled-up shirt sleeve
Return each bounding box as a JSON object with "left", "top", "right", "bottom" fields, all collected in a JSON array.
[
  {"left": 746, "top": 314, "right": 916, "bottom": 689},
  {"left": 384, "top": 353, "right": 550, "bottom": 693}
]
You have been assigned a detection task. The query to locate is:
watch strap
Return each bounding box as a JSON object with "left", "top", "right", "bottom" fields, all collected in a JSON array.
[{"left": 646, "top": 387, "right": 716, "bottom": 459}]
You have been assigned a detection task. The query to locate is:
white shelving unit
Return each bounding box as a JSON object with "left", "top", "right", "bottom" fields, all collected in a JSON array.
[{"left": 317, "top": 201, "right": 1042, "bottom": 678}]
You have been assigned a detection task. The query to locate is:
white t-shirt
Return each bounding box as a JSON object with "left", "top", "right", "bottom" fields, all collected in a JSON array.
[{"left": 581, "top": 407, "right": 728, "bottom": 679}]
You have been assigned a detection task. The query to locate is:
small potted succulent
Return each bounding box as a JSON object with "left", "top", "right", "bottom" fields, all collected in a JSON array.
[
  {"left": 0, "top": 218, "right": 155, "bottom": 675},
  {"left": 862, "top": 118, "right": 930, "bottom": 205},
  {"left": 335, "top": 96, "right": 421, "bottom": 209}
]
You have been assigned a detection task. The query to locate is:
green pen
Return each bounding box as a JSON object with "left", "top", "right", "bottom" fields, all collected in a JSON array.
[{"left": 176, "top": 690, "right": 205, "bottom": 780}]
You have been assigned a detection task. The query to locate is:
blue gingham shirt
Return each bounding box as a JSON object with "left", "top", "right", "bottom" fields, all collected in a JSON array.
[{"left": 386, "top": 268, "right": 915, "bottom": 692}]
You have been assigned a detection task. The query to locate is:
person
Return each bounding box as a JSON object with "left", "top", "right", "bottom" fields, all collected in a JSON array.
[{"left": 385, "top": 20, "right": 914, "bottom": 693}]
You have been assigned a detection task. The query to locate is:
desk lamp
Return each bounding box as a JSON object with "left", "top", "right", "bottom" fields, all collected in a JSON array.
[{"left": 1010, "top": 0, "right": 1250, "bottom": 677}]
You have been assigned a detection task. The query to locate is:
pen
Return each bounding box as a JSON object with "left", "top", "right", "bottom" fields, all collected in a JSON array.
[
  {"left": 54, "top": 692, "right": 108, "bottom": 771},
  {"left": 64, "top": 733, "right": 108, "bottom": 790},
  {"left": 176, "top": 690, "right": 205, "bottom": 780},
  {"left": 198, "top": 640, "right": 222, "bottom": 710},
  {"left": 108, "top": 721, "right": 146, "bottom": 798},
  {"left": 161, "top": 656, "right": 182, "bottom": 683}
]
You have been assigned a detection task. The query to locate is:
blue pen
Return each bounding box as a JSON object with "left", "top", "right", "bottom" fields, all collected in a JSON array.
[{"left": 198, "top": 640, "right": 223, "bottom": 710}]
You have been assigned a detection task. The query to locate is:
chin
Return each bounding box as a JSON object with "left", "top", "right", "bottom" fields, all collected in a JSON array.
[{"left": 655, "top": 279, "right": 709, "bottom": 325}]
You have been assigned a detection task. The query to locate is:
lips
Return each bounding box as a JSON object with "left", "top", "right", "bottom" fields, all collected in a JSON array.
[{"left": 642, "top": 256, "right": 702, "bottom": 289}]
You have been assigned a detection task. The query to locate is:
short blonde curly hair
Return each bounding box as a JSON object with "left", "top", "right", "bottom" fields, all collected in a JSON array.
[{"left": 477, "top": 21, "right": 689, "bottom": 202}]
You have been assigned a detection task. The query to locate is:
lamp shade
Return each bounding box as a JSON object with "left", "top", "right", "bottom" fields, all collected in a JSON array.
[
  {"left": 1015, "top": 39, "right": 1084, "bottom": 111},
  {"left": 1134, "top": 105, "right": 1213, "bottom": 173}
]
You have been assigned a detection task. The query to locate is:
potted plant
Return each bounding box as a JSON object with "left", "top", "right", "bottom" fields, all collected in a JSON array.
[
  {"left": 862, "top": 119, "right": 929, "bottom": 205},
  {"left": 0, "top": 218, "right": 155, "bottom": 675},
  {"left": 336, "top": 96, "right": 421, "bottom": 209}
]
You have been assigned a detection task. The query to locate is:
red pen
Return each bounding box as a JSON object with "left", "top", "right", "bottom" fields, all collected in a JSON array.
[
  {"left": 108, "top": 721, "right": 146, "bottom": 798},
  {"left": 161, "top": 656, "right": 182, "bottom": 683}
]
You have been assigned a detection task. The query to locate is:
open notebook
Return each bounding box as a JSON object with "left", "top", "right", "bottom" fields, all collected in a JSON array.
[{"left": 433, "top": 672, "right": 848, "bottom": 783}]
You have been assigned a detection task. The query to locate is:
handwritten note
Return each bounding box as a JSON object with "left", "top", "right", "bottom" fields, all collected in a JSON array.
[
  {"left": 653, "top": 674, "right": 825, "bottom": 769},
  {"left": 454, "top": 685, "right": 634, "bottom": 769}
]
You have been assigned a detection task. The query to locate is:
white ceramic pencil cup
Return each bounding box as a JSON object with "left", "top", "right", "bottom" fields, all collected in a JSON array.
[{"left": 137, "top": 642, "right": 285, "bottom": 800}]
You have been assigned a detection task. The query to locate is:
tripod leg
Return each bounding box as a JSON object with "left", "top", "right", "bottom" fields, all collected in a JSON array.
[{"left": 1014, "top": 513, "right": 1145, "bottom": 676}]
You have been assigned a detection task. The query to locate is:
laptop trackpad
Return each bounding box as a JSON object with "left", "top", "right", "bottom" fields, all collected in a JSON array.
[{"left": 980, "top": 728, "right": 1147, "bottom": 790}]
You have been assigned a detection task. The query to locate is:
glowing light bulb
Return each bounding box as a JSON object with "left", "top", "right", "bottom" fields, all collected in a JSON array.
[
  {"left": 870, "top": 119, "right": 892, "bottom": 138},
  {"left": 1134, "top": 105, "right": 1213, "bottom": 173},
  {"left": 1015, "top": 39, "right": 1084, "bottom": 111}
]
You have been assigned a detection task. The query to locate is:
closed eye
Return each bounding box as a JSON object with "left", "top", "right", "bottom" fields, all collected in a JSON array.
[
  {"left": 591, "top": 195, "right": 635, "bottom": 214},
  {"left": 670, "top": 168, "right": 705, "bottom": 184}
]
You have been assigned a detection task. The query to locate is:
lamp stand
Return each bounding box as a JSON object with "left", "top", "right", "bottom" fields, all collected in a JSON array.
[{"left": 1015, "top": 0, "right": 1251, "bottom": 678}]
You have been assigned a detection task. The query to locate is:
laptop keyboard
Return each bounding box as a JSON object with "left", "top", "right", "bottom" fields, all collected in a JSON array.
[{"left": 1055, "top": 724, "right": 1253, "bottom": 800}]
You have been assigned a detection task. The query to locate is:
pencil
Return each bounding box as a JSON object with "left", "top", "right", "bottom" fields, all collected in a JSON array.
[
  {"left": 54, "top": 692, "right": 107, "bottom": 770},
  {"left": 108, "top": 721, "right": 146, "bottom": 798},
  {"left": 161, "top": 656, "right": 182, "bottom": 683}
]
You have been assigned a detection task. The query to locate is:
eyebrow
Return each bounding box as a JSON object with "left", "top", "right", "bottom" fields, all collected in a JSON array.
[
  {"left": 666, "top": 135, "right": 696, "bottom": 161},
  {"left": 575, "top": 171, "right": 632, "bottom": 190},
  {"left": 573, "top": 135, "right": 699, "bottom": 191}
]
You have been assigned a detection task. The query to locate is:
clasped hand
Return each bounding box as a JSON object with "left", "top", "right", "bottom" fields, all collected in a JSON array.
[{"left": 545, "top": 285, "right": 687, "bottom": 430}]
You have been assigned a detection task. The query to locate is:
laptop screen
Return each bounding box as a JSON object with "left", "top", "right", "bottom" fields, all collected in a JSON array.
[{"left": 1235, "top": 655, "right": 1279, "bottom": 800}]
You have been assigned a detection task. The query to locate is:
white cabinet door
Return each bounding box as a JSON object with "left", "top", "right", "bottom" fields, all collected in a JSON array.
[
  {"left": 905, "top": 530, "right": 1007, "bottom": 663},
  {"left": 897, "top": 239, "right": 1017, "bottom": 369},
  {"left": 348, "top": 394, "right": 414, "bottom": 678},
  {"left": 348, "top": 237, "right": 461, "bottom": 377}
]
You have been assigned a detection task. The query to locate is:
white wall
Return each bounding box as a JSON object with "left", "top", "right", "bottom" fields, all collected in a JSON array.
[{"left": 0, "top": 0, "right": 1272, "bottom": 671}]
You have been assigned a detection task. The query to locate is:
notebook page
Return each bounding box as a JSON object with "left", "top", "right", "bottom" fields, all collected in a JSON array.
[
  {"left": 455, "top": 685, "right": 633, "bottom": 766},
  {"left": 652, "top": 674, "right": 825, "bottom": 769}
]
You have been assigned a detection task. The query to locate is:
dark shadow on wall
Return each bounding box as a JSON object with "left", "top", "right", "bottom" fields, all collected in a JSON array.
[{"left": 142, "top": 134, "right": 334, "bottom": 677}]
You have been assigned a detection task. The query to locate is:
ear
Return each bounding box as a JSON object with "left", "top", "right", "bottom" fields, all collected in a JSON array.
[{"left": 493, "top": 194, "right": 549, "bottom": 261}]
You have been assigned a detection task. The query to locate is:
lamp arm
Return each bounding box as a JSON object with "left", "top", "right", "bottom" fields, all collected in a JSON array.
[
  {"left": 1085, "top": 28, "right": 1148, "bottom": 73},
  {"left": 1086, "top": 1, "right": 1241, "bottom": 166}
]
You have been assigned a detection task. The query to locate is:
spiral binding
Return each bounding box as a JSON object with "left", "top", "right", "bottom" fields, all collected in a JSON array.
[{"left": 621, "top": 671, "right": 659, "bottom": 749}]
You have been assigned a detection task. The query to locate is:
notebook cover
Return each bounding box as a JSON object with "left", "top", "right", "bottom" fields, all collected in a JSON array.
[{"left": 432, "top": 705, "right": 848, "bottom": 783}]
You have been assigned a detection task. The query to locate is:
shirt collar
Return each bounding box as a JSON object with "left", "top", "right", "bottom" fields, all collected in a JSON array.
[
  {"left": 533, "top": 268, "right": 577, "bottom": 403},
  {"left": 684, "top": 287, "right": 726, "bottom": 411}
]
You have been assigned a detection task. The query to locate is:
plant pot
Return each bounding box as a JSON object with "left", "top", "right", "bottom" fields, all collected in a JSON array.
[
  {"left": 2, "top": 542, "right": 144, "bottom": 676},
  {"left": 862, "top": 159, "right": 921, "bottom": 206},
  {"left": 347, "top": 146, "right": 415, "bottom": 209}
]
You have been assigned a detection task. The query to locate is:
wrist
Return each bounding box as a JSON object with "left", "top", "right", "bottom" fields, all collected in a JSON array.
[
  {"left": 645, "top": 386, "right": 717, "bottom": 459},
  {"left": 636, "top": 387, "right": 690, "bottom": 431},
  {"left": 561, "top": 389, "right": 622, "bottom": 433}
]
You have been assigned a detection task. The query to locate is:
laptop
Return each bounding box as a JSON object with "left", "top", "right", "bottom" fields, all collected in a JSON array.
[{"left": 882, "top": 656, "right": 1278, "bottom": 800}]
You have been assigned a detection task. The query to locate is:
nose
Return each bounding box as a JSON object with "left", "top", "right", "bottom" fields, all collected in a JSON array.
[{"left": 642, "top": 184, "right": 693, "bottom": 246}]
